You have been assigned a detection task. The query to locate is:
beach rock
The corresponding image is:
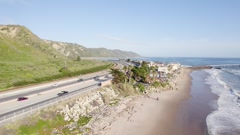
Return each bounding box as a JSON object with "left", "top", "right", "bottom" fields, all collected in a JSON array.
[
  {"left": 66, "top": 122, "right": 78, "bottom": 130},
  {"left": 58, "top": 86, "right": 120, "bottom": 122},
  {"left": 51, "top": 128, "right": 61, "bottom": 135}
]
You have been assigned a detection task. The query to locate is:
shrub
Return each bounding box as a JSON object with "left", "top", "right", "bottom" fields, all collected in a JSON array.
[
  {"left": 152, "top": 81, "right": 161, "bottom": 88},
  {"left": 135, "top": 83, "right": 145, "bottom": 93},
  {"left": 76, "top": 56, "right": 81, "bottom": 61},
  {"left": 77, "top": 117, "right": 91, "bottom": 126},
  {"left": 11, "top": 64, "right": 111, "bottom": 87},
  {"left": 117, "top": 83, "right": 136, "bottom": 96},
  {"left": 12, "top": 80, "right": 36, "bottom": 87}
]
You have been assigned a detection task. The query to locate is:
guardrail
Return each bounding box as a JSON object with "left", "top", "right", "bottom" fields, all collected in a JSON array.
[
  {"left": 0, "top": 83, "right": 101, "bottom": 126},
  {"left": 0, "top": 73, "right": 110, "bottom": 103}
]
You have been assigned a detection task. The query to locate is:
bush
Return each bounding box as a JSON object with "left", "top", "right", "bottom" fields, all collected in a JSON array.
[
  {"left": 77, "top": 116, "right": 91, "bottom": 126},
  {"left": 161, "top": 82, "right": 169, "bottom": 88},
  {"left": 76, "top": 56, "right": 81, "bottom": 61},
  {"left": 12, "top": 80, "right": 36, "bottom": 87},
  {"left": 135, "top": 83, "right": 145, "bottom": 93},
  {"left": 117, "top": 83, "right": 136, "bottom": 96},
  {"left": 152, "top": 81, "right": 161, "bottom": 88},
  {"left": 11, "top": 64, "right": 111, "bottom": 87},
  {"left": 59, "top": 67, "right": 69, "bottom": 73}
]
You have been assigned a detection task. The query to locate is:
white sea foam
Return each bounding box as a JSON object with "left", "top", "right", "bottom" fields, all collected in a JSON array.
[{"left": 205, "top": 69, "right": 240, "bottom": 135}]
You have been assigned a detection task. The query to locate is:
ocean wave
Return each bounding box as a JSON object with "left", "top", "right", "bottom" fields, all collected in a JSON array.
[{"left": 205, "top": 69, "right": 240, "bottom": 135}]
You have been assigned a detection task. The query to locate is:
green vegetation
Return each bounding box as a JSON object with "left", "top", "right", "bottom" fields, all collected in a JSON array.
[
  {"left": 17, "top": 115, "right": 91, "bottom": 135},
  {"left": 152, "top": 81, "right": 169, "bottom": 88},
  {"left": 131, "top": 62, "right": 150, "bottom": 83},
  {"left": 111, "top": 69, "right": 127, "bottom": 84},
  {"left": 115, "top": 83, "right": 137, "bottom": 96},
  {"left": 46, "top": 41, "right": 141, "bottom": 58},
  {"left": 77, "top": 116, "right": 91, "bottom": 126},
  {"left": 18, "top": 118, "right": 53, "bottom": 134},
  {"left": 111, "top": 60, "right": 172, "bottom": 94},
  {"left": 9, "top": 64, "right": 111, "bottom": 88},
  {"left": 0, "top": 25, "right": 111, "bottom": 91},
  {"left": 76, "top": 56, "right": 81, "bottom": 61},
  {"left": 152, "top": 81, "right": 161, "bottom": 87},
  {"left": 135, "top": 83, "right": 145, "bottom": 93},
  {"left": 109, "top": 99, "right": 120, "bottom": 106}
]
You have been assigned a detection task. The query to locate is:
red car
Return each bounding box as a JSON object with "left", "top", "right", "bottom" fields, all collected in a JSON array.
[{"left": 17, "top": 97, "right": 28, "bottom": 101}]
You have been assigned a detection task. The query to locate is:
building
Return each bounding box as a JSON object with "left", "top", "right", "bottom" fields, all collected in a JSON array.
[
  {"left": 168, "top": 63, "right": 181, "bottom": 71},
  {"left": 157, "top": 66, "right": 169, "bottom": 74}
]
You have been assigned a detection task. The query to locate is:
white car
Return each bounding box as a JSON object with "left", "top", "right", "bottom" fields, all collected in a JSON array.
[{"left": 52, "top": 83, "right": 58, "bottom": 87}]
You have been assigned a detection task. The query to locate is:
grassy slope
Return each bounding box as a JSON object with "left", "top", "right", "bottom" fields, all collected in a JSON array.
[{"left": 0, "top": 25, "right": 109, "bottom": 91}]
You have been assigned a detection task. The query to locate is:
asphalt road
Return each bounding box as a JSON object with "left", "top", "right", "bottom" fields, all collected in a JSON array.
[
  {"left": 0, "top": 80, "right": 102, "bottom": 119},
  {"left": 0, "top": 76, "right": 112, "bottom": 117},
  {"left": 0, "top": 70, "right": 112, "bottom": 121},
  {"left": 0, "top": 72, "right": 110, "bottom": 103}
]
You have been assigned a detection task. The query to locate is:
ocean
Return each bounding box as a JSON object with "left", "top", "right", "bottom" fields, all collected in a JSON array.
[{"left": 133, "top": 57, "right": 240, "bottom": 135}]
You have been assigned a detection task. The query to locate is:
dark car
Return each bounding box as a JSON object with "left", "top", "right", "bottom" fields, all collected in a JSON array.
[
  {"left": 17, "top": 97, "right": 28, "bottom": 101},
  {"left": 57, "top": 91, "right": 68, "bottom": 96},
  {"left": 94, "top": 76, "right": 99, "bottom": 80},
  {"left": 77, "top": 79, "right": 83, "bottom": 82}
]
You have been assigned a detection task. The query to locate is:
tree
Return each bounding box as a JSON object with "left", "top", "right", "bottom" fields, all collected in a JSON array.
[
  {"left": 131, "top": 64, "right": 150, "bottom": 83},
  {"left": 76, "top": 56, "right": 81, "bottom": 61},
  {"left": 111, "top": 69, "right": 127, "bottom": 84}
]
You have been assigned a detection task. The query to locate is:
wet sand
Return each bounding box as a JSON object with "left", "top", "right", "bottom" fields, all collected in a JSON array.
[{"left": 175, "top": 70, "right": 218, "bottom": 135}]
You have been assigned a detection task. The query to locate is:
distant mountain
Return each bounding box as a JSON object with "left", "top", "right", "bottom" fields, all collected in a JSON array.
[
  {"left": 44, "top": 40, "right": 141, "bottom": 58},
  {"left": 0, "top": 25, "right": 120, "bottom": 90},
  {"left": 0, "top": 25, "right": 141, "bottom": 59}
]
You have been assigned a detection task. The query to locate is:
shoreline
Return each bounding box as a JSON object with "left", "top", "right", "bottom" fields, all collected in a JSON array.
[
  {"left": 88, "top": 68, "right": 192, "bottom": 135},
  {"left": 175, "top": 70, "right": 218, "bottom": 135}
]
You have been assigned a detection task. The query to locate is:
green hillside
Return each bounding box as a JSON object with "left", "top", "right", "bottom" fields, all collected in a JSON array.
[{"left": 0, "top": 25, "right": 109, "bottom": 91}]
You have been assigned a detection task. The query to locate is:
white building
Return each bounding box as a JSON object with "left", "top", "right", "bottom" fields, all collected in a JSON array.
[
  {"left": 157, "top": 66, "right": 169, "bottom": 74},
  {"left": 168, "top": 63, "right": 181, "bottom": 71},
  {"left": 148, "top": 61, "right": 154, "bottom": 67}
]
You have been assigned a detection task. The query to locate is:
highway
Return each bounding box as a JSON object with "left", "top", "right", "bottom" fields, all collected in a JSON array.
[
  {"left": 0, "top": 71, "right": 112, "bottom": 121},
  {"left": 0, "top": 71, "right": 109, "bottom": 103}
]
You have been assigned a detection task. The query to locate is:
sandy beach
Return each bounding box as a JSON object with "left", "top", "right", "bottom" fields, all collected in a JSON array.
[{"left": 89, "top": 68, "right": 192, "bottom": 135}]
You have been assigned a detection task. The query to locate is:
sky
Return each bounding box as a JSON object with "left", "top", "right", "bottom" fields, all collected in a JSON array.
[{"left": 0, "top": 0, "right": 240, "bottom": 57}]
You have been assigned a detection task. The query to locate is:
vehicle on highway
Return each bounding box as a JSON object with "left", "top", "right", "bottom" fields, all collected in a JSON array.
[
  {"left": 52, "top": 83, "right": 58, "bottom": 87},
  {"left": 77, "top": 79, "right": 83, "bottom": 82},
  {"left": 57, "top": 91, "right": 68, "bottom": 96},
  {"left": 94, "top": 76, "right": 99, "bottom": 80},
  {"left": 17, "top": 97, "right": 28, "bottom": 101}
]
